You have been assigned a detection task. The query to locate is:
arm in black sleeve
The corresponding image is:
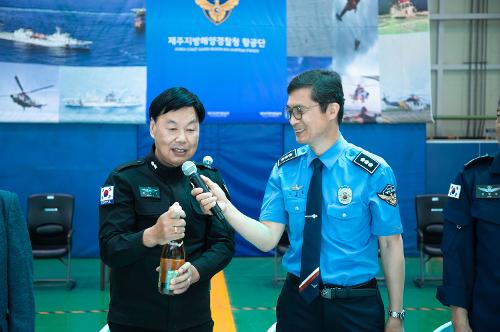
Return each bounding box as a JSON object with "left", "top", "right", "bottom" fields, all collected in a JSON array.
[
  {"left": 99, "top": 172, "right": 149, "bottom": 268},
  {"left": 191, "top": 170, "right": 235, "bottom": 282},
  {"left": 6, "top": 192, "right": 35, "bottom": 332},
  {"left": 436, "top": 172, "right": 475, "bottom": 309}
]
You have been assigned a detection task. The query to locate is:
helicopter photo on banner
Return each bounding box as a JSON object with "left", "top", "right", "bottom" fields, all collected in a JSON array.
[{"left": 0, "top": 62, "right": 59, "bottom": 122}]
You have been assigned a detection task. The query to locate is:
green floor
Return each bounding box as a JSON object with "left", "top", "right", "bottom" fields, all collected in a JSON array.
[{"left": 34, "top": 257, "right": 449, "bottom": 332}]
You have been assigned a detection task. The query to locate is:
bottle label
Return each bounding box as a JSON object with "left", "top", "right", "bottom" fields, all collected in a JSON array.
[
  {"left": 165, "top": 270, "right": 178, "bottom": 291},
  {"left": 158, "top": 258, "right": 185, "bottom": 295}
]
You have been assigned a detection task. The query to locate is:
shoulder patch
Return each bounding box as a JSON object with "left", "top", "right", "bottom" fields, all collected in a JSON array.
[
  {"left": 353, "top": 152, "right": 380, "bottom": 174},
  {"left": 278, "top": 149, "right": 299, "bottom": 167},
  {"left": 464, "top": 154, "right": 493, "bottom": 169},
  {"left": 114, "top": 159, "right": 144, "bottom": 172}
]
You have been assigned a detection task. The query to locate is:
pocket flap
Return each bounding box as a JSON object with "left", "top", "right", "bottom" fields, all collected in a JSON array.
[{"left": 327, "top": 202, "right": 362, "bottom": 220}]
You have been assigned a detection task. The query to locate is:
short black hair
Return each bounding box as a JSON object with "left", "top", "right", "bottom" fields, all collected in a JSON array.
[
  {"left": 287, "top": 69, "right": 345, "bottom": 125},
  {"left": 149, "top": 87, "right": 205, "bottom": 123}
]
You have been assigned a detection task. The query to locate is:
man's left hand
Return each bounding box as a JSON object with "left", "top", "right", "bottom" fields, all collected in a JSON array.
[
  {"left": 169, "top": 262, "right": 200, "bottom": 295},
  {"left": 385, "top": 317, "right": 404, "bottom": 332}
]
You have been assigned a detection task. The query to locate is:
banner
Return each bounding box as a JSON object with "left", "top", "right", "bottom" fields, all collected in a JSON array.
[
  {"left": 0, "top": 0, "right": 146, "bottom": 123},
  {"left": 1, "top": 1, "right": 431, "bottom": 124},
  {"left": 147, "top": 0, "right": 287, "bottom": 123}
]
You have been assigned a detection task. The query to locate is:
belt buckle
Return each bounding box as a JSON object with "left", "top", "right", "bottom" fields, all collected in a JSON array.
[{"left": 321, "top": 287, "right": 342, "bottom": 299}]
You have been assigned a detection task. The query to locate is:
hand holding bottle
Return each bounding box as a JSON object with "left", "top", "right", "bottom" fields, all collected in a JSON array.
[
  {"left": 169, "top": 262, "right": 200, "bottom": 294},
  {"left": 144, "top": 202, "right": 186, "bottom": 247}
]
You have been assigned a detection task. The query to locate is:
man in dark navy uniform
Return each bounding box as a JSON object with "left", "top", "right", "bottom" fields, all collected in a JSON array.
[
  {"left": 99, "top": 87, "right": 234, "bottom": 332},
  {"left": 436, "top": 102, "right": 500, "bottom": 332}
]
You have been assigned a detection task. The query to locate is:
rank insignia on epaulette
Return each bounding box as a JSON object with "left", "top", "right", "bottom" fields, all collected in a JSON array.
[
  {"left": 353, "top": 152, "right": 380, "bottom": 174},
  {"left": 278, "top": 149, "right": 298, "bottom": 167},
  {"left": 377, "top": 184, "right": 397, "bottom": 206}
]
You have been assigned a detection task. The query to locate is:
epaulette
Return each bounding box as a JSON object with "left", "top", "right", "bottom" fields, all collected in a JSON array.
[
  {"left": 278, "top": 149, "right": 300, "bottom": 167},
  {"left": 197, "top": 162, "right": 217, "bottom": 172},
  {"left": 353, "top": 151, "right": 380, "bottom": 175},
  {"left": 114, "top": 159, "right": 144, "bottom": 172},
  {"left": 464, "top": 154, "right": 493, "bottom": 169}
]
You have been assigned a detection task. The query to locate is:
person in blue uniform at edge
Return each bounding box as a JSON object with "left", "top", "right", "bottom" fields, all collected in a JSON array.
[
  {"left": 436, "top": 101, "right": 500, "bottom": 332},
  {"left": 99, "top": 87, "right": 234, "bottom": 332},
  {"left": 1, "top": 190, "right": 35, "bottom": 332},
  {"left": 192, "top": 69, "right": 405, "bottom": 332}
]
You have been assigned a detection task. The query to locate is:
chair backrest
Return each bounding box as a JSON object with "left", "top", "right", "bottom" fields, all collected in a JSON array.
[
  {"left": 415, "top": 194, "right": 449, "bottom": 246},
  {"left": 28, "top": 193, "right": 74, "bottom": 247}
]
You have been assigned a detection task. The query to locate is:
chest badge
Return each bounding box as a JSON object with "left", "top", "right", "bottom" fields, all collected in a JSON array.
[
  {"left": 139, "top": 186, "right": 160, "bottom": 199},
  {"left": 337, "top": 186, "right": 352, "bottom": 205},
  {"left": 476, "top": 184, "right": 500, "bottom": 198},
  {"left": 290, "top": 184, "right": 303, "bottom": 191}
]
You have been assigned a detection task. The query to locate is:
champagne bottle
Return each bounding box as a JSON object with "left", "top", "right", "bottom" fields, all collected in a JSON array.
[{"left": 158, "top": 240, "right": 185, "bottom": 295}]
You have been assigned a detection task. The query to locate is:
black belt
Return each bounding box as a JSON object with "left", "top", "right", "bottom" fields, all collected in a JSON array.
[{"left": 286, "top": 273, "right": 377, "bottom": 299}]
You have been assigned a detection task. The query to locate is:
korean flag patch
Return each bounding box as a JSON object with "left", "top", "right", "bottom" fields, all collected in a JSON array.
[
  {"left": 448, "top": 183, "right": 461, "bottom": 199},
  {"left": 100, "top": 186, "right": 114, "bottom": 205}
]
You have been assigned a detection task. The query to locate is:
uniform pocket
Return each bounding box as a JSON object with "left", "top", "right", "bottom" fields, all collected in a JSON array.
[
  {"left": 135, "top": 200, "right": 170, "bottom": 230},
  {"left": 471, "top": 200, "right": 500, "bottom": 225},
  {"left": 283, "top": 197, "right": 306, "bottom": 237},
  {"left": 326, "top": 202, "right": 365, "bottom": 241}
]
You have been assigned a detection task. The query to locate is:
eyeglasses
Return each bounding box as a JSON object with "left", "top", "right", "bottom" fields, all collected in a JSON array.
[{"left": 285, "top": 104, "right": 320, "bottom": 120}]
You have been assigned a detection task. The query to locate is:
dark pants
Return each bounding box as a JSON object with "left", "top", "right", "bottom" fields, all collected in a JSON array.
[
  {"left": 108, "top": 320, "right": 214, "bottom": 332},
  {"left": 276, "top": 275, "right": 384, "bottom": 332}
]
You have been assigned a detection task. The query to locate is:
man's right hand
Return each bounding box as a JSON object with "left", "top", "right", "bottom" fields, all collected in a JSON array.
[{"left": 143, "top": 202, "right": 186, "bottom": 247}]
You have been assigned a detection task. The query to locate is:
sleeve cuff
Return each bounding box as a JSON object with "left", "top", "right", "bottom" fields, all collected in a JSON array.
[{"left": 436, "top": 285, "right": 471, "bottom": 310}]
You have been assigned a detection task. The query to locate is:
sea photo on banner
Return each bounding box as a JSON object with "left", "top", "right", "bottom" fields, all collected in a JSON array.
[
  {"left": 287, "top": 0, "right": 432, "bottom": 124},
  {"left": 0, "top": 0, "right": 146, "bottom": 123}
]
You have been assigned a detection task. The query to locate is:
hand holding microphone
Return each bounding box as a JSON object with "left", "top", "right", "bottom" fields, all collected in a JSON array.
[{"left": 182, "top": 161, "right": 226, "bottom": 221}]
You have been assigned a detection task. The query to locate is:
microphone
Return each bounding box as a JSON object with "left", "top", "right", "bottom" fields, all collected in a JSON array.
[{"left": 182, "top": 161, "right": 225, "bottom": 221}]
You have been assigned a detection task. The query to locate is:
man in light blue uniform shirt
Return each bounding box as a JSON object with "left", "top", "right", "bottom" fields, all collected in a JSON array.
[
  {"left": 261, "top": 133, "right": 402, "bottom": 288},
  {"left": 192, "top": 69, "right": 405, "bottom": 332}
]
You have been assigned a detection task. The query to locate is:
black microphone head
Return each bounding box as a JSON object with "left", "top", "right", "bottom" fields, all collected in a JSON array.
[{"left": 181, "top": 161, "right": 197, "bottom": 176}]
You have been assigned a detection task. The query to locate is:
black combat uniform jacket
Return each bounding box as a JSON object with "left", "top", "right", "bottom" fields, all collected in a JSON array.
[
  {"left": 437, "top": 151, "right": 500, "bottom": 331},
  {"left": 99, "top": 149, "right": 234, "bottom": 331}
]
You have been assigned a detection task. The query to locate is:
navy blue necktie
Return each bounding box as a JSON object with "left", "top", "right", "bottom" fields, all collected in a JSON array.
[{"left": 299, "top": 158, "right": 323, "bottom": 303}]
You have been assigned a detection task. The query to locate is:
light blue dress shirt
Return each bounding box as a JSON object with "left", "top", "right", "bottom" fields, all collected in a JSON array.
[{"left": 260, "top": 133, "right": 403, "bottom": 286}]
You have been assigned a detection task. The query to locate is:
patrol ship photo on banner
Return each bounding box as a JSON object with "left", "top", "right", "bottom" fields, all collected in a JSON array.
[
  {"left": 0, "top": 26, "right": 92, "bottom": 49},
  {"left": 63, "top": 92, "right": 142, "bottom": 109}
]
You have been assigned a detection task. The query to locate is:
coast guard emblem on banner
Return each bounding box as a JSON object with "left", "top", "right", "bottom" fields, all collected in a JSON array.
[{"left": 195, "top": 0, "right": 239, "bottom": 25}]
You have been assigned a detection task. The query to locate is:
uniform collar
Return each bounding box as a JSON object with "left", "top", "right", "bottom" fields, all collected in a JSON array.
[
  {"left": 306, "top": 132, "right": 348, "bottom": 169},
  {"left": 490, "top": 151, "right": 500, "bottom": 174},
  {"left": 145, "top": 144, "right": 184, "bottom": 180}
]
